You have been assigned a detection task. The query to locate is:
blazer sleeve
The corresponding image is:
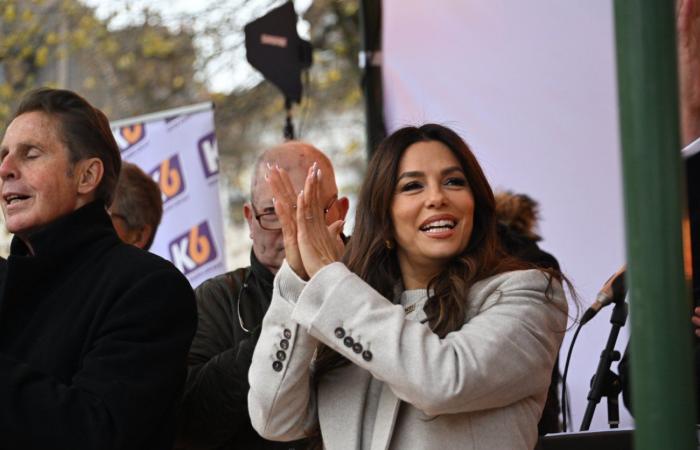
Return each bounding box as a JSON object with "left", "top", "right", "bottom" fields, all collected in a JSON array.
[
  {"left": 0, "top": 267, "right": 197, "bottom": 450},
  {"left": 177, "top": 275, "right": 253, "bottom": 448},
  {"left": 291, "top": 263, "right": 568, "bottom": 417},
  {"left": 247, "top": 262, "right": 320, "bottom": 441}
]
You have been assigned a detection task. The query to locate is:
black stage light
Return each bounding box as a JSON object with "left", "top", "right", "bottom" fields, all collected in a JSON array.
[{"left": 245, "top": 1, "right": 312, "bottom": 139}]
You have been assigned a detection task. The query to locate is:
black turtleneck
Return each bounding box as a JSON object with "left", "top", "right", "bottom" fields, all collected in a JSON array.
[{"left": 10, "top": 200, "right": 114, "bottom": 256}]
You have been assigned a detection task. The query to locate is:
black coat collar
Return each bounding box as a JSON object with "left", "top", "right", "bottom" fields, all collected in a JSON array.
[
  {"left": 249, "top": 249, "right": 274, "bottom": 293},
  {"left": 1, "top": 201, "right": 119, "bottom": 316},
  {"left": 10, "top": 201, "right": 115, "bottom": 259}
]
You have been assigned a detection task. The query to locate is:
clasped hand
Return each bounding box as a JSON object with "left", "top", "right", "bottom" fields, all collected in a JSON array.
[{"left": 266, "top": 162, "right": 345, "bottom": 279}]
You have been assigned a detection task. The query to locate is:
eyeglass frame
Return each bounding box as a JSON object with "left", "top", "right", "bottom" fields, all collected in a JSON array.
[{"left": 250, "top": 195, "right": 338, "bottom": 231}]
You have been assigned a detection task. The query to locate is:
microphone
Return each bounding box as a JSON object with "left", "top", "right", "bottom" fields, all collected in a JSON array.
[{"left": 580, "top": 265, "right": 627, "bottom": 325}]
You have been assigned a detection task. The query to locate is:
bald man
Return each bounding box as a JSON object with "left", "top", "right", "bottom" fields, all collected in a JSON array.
[{"left": 177, "top": 142, "right": 349, "bottom": 450}]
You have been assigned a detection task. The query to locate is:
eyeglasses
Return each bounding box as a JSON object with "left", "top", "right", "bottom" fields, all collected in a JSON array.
[{"left": 251, "top": 195, "right": 338, "bottom": 231}]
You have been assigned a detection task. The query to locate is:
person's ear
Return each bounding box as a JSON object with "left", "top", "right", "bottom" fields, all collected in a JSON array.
[
  {"left": 76, "top": 158, "right": 104, "bottom": 196},
  {"left": 243, "top": 202, "right": 254, "bottom": 238},
  {"left": 336, "top": 196, "right": 350, "bottom": 221}
]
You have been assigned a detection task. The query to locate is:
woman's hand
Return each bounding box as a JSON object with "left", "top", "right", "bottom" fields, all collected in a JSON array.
[
  {"left": 267, "top": 164, "right": 308, "bottom": 280},
  {"left": 296, "top": 163, "right": 345, "bottom": 278},
  {"left": 692, "top": 306, "right": 700, "bottom": 337}
]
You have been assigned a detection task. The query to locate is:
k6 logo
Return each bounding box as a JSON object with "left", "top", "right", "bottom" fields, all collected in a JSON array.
[
  {"left": 113, "top": 123, "right": 146, "bottom": 152},
  {"left": 169, "top": 221, "right": 218, "bottom": 275},
  {"left": 198, "top": 132, "right": 219, "bottom": 178},
  {"left": 150, "top": 155, "right": 186, "bottom": 205}
]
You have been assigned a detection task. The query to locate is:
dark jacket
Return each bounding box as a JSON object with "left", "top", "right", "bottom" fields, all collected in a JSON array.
[
  {"left": 177, "top": 252, "right": 305, "bottom": 450},
  {"left": 0, "top": 201, "right": 197, "bottom": 450}
]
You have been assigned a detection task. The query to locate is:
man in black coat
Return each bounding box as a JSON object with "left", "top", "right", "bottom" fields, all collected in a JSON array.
[
  {"left": 0, "top": 88, "right": 197, "bottom": 450},
  {"left": 176, "top": 142, "right": 349, "bottom": 449}
]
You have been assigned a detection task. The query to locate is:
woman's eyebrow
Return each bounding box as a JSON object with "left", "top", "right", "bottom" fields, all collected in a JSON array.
[
  {"left": 397, "top": 170, "right": 424, "bottom": 181},
  {"left": 442, "top": 166, "right": 464, "bottom": 175},
  {"left": 397, "top": 166, "right": 464, "bottom": 181}
]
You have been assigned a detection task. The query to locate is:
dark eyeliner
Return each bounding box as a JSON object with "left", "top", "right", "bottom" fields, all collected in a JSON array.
[
  {"left": 445, "top": 177, "right": 467, "bottom": 186},
  {"left": 399, "top": 181, "right": 422, "bottom": 192}
]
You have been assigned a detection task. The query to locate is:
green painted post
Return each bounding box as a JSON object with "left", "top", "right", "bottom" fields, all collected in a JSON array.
[{"left": 613, "top": 1, "right": 696, "bottom": 449}]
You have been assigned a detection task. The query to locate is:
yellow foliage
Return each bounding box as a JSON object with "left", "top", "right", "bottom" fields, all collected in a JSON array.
[
  {"left": 344, "top": 140, "right": 361, "bottom": 156},
  {"left": 142, "top": 31, "right": 176, "bottom": 58},
  {"left": 3, "top": 4, "right": 16, "bottom": 23},
  {"left": 327, "top": 69, "right": 341, "bottom": 82},
  {"left": 117, "top": 53, "right": 135, "bottom": 70},
  {"left": 266, "top": 97, "right": 285, "bottom": 115},
  {"left": 0, "top": 83, "right": 12, "bottom": 99},
  {"left": 19, "top": 45, "right": 33, "bottom": 59},
  {"left": 8, "top": 34, "right": 21, "bottom": 48},
  {"left": 61, "top": 0, "right": 77, "bottom": 15},
  {"left": 79, "top": 16, "right": 94, "bottom": 29},
  {"left": 83, "top": 77, "right": 96, "bottom": 90},
  {"left": 21, "top": 8, "right": 33, "bottom": 22},
  {"left": 72, "top": 28, "right": 88, "bottom": 48},
  {"left": 345, "top": 87, "right": 361, "bottom": 105},
  {"left": 333, "top": 42, "right": 347, "bottom": 55},
  {"left": 343, "top": 2, "right": 359, "bottom": 15},
  {"left": 34, "top": 46, "right": 48, "bottom": 67},
  {"left": 172, "top": 75, "right": 185, "bottom": 89},
  {"left": 103, "top": 38, "right": 119, "bottom": 55},
  {"left": 45, "top": 32, "right": 59, "bottom": 46}
]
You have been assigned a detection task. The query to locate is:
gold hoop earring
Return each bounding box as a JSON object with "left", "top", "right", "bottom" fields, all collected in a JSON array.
[{"left": 385, "top": 239, "right": 394, "bottom": 250}]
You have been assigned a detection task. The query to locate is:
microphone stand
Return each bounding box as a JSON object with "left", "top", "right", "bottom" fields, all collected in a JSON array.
[{"left": 580, "top": 300, "right": 628, "bottom": 431}]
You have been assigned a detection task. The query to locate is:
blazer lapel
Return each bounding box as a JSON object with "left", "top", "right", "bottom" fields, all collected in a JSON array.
[
  {"left": 318, "top": 364, "right": 370, "bottom": 450},
  {"left": 369, "top": 383, "right": 401, "bottom": 450}
]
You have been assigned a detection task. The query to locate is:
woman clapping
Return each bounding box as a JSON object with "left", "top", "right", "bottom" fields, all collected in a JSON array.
[{"left": 248, "top": 124, "right": 568, "bottom": 450}]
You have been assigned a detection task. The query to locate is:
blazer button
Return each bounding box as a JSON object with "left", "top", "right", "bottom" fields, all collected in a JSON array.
[
  {"left": 283, "top": 328, "right": 292, "bottom": 339},
  {"left": 352, "top": 343, "right": 363, "bottom": 354},
  {"left": 343, "top": 336, "right": 354, "bottom": 348},
  {"left": 280, "top": 339, "right": 289, "bottom": 350},
  {"left": 334, "top": 327, "right": 345, "bottom": 339},
  {"left": 362, "top": 350, "right": 373, "bottom": 362},
  {"left": 272, "top": 360, "right": 283, "bottom": 372},
  {"left": 276, "top": 350, "right": 286, "bottom": 361}
]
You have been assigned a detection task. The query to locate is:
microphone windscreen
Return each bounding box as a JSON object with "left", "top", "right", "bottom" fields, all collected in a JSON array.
[{"left": 611, "top": 270, "right": 627, "bottom": 301}]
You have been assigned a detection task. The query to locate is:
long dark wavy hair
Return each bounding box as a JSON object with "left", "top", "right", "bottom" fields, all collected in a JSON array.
[{"left": 307, "top": 124, "right": 565, "bottom": 446}]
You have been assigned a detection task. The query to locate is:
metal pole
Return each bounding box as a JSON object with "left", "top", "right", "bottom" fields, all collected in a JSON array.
[
  {"left": 359, "top": 0, "right": 386, "bottom": 158},
  {"left": 613, "top": 1, "right": 696, "bottom": 449}
]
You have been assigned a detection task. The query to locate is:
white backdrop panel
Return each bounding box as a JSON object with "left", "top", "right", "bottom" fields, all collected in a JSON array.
[{"left": 383, "top": 0, "right": 629, "bottom": 430}]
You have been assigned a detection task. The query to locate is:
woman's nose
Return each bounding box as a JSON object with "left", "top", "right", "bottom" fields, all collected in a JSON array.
[{"left": 425, "top": 185, "right": 446, "bottom": 208}]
